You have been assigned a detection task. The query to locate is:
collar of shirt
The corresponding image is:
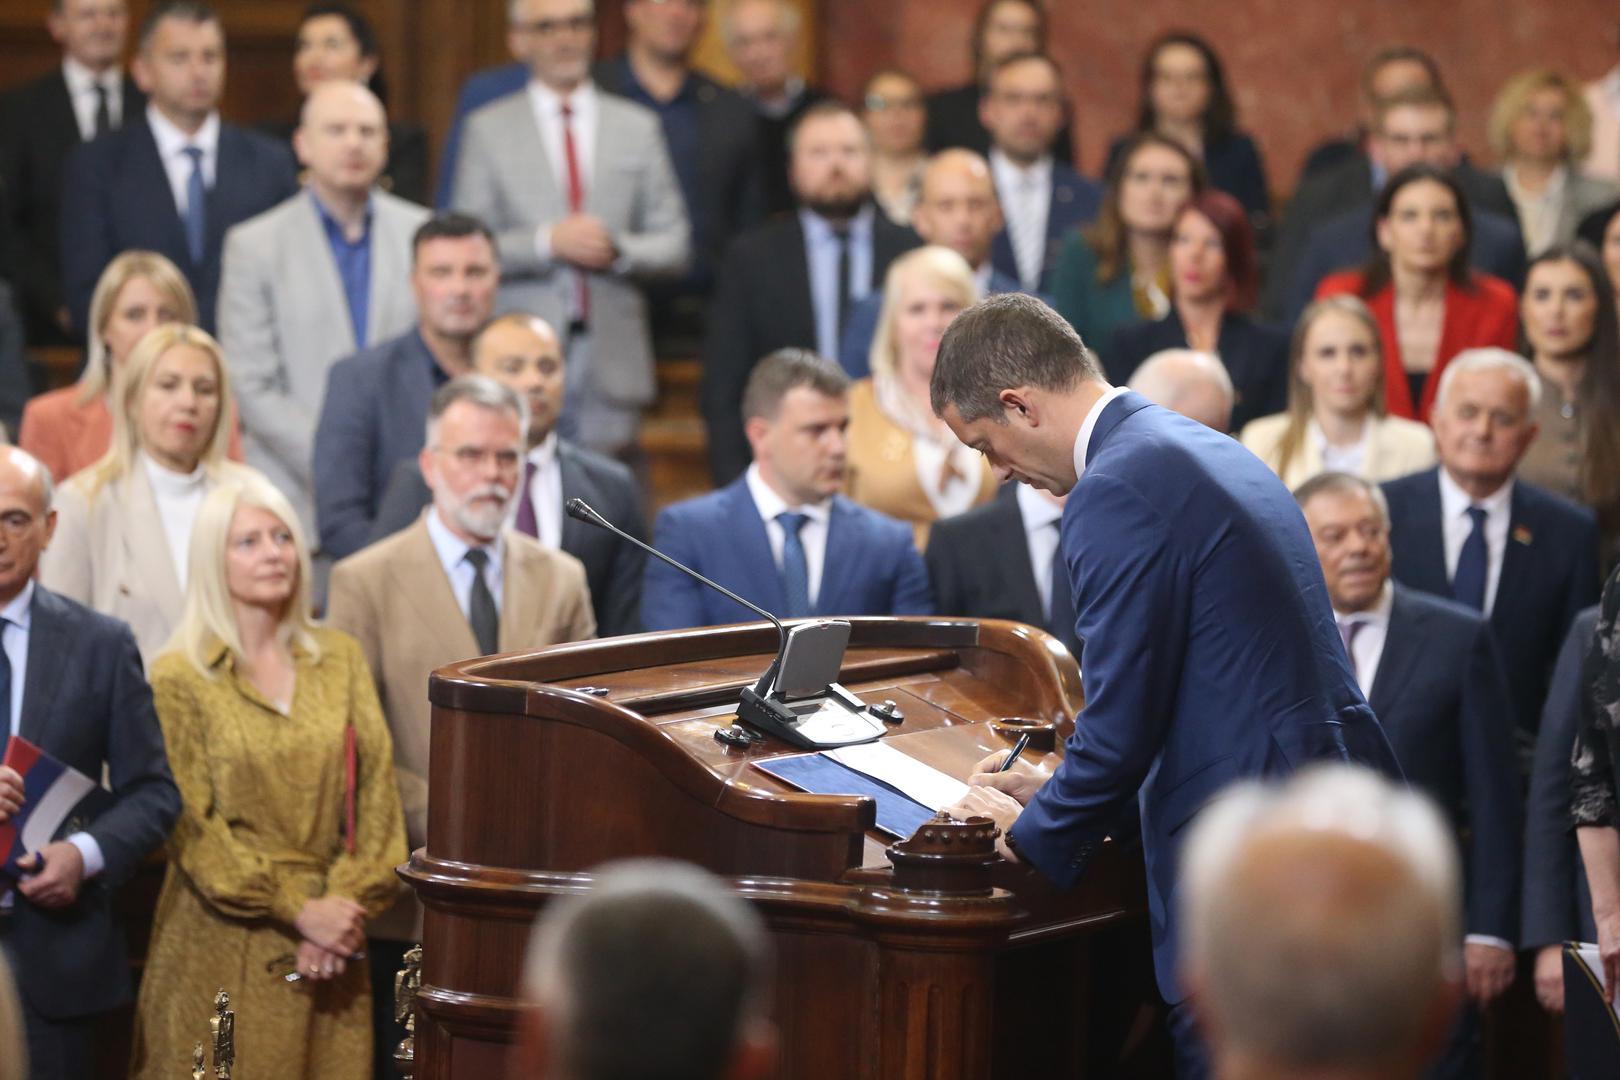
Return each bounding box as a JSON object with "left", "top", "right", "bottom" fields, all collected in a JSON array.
[
  {"left": 147, "top": 102, "right": 220, "bottom": 166},
  {"left": 1503, "top": 162, "right": 1568, "bottom": 206},
  {"left": 529, "top": 430, "right": 559, "bottom": 470},
  {"left": 62, "top": 57, "right": 121, "bottom": 131},
  {"left": 1072, "top": 385, "right": 1129, "bottom": 478},
  {"left": 989, "top": 148, "right": 1054, "bottom": 192},
  {"left": 744, "top": 463, "right": 832, "bottom": 529},
  {"left": 527, "top": 78, "right": 598, "bottom": 126},
  {"left": 617, "top": 56, "right": 697, "bottom": 106},
  {"left": 1334, "top": 578, "right": 1393, "bottom": 629},
  {"left": 140, "top": 449, "right": 207, "bottom": 496},
  {"left": 1016, "top": 481, "right": 1064, "bottom": 535},
  {"left": 2, "top": 580, "right": 35, "bottom": 634},
  {"left": 425, "top": 505, "right": 505, "bottom": 586},
  {"left": 799, "top": 203, "right": 875, "bottom": 247},
  {"left": 310, "top": 190, "right": 375, "bottom": 248},
  {"left": 748, "top": 78, "right": 806, "bottom": 118},
  {"left": 1438, "top": 466, "right": 1514, "bottom": 524}
]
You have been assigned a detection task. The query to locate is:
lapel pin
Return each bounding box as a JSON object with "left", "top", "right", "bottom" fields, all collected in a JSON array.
[{"left": 1512, "top": 525, "right": 1533, "bottom": 546}]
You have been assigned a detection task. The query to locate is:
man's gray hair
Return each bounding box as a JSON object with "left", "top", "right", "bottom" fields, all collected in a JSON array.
[
  {"left": 423, "top": 374, "right": 529, "bottom": 447},
  {"left": 509, "top": 0, "right": 594, "bottom": 22},
  {"left": 523, "top": 858, "right": 772, "bottom": 1080},
  {"left": 930, "top": 292, "right": 1102, "bottom": 424},
  {"left": 1127, "top": 349, "right": 1233, "bottom": 412},
  {"left": 1432, "top": 347, "right": 1542, "bottom": 414},
  {"left": 1181, "top": 765, "right": 1461, "bottom": 1071},
  {"left": 1292, "top": 470, "right": 1390, "bottom": 527}
]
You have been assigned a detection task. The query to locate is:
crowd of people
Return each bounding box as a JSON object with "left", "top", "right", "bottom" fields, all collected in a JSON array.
[{"left": 3, "top": 0, "right": 1620, "bottom": 1077}]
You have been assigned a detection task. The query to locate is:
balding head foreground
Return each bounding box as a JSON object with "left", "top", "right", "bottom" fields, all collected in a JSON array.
[
  {"left": 912, "top": 149, "right": 1004, "bottom": 271},
  {"left": 295, "top": 79, "right": 389, "bottom": 201},
  {"left": 1127, "top": 348, "right": 1235, "bottom": 432},
  {"left": 0, "top": 446, "right": 57, "bottom": 606}
]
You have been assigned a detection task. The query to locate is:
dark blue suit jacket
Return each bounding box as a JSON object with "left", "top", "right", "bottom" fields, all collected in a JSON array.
[
  {"left": 1106, "top": 309, "right": 1289, "bottom": 433},
  {"left": 435, "top": 61, "right": 527, "bottom": 208},
  {"left": 1382, "top": 468, "right": 1601, "bottom": 744},
  {"left": 1522, "top": 606, "right": 1599, "bottom": 950},
  {"left": 1106, "top": 131, "right": 1270, "bottom": 218},
  {"left": 1010, "top": 392, "right": 1399, "bottom": 1001},
  {"left": 59, "top": 115, "right": 297, "bottom": 333},
  {"left": 1369, "top": 585, "right": 1522, "bottom": 941},
  {"left": 313, "top": 329, "right": 444, "bottom": 558},
  {"left": 10, "top": 585, "right": 180, "bottom": 1019},
  {"left": 643, "top": 475, "right": 934, "bottom": 630},
  {"left": 836, "top": 267, "right": 1026, "bottom": 378},
  {"left": 989, "top": 162, "right": 1103, "bottom": 293}
]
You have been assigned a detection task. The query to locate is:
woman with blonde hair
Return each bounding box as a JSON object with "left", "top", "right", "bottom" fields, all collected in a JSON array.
[
  {"left": 130, "top": 473, "right": 406, "bottom": 1080},
  {"left": 845, "top": 246, "right": 996, "bottom": 546},
  {"left": 1490, "top": 68, "right": 1619, "bottom": 257},
  {"left": 1240, "top": 296, "right": 1436, "bottom": 490},
  {"left": 41, "top": 324, "right": 256, "bottom": 662},
  {"left": 17, "top": 250, "right": 243, "bottom": 483}
]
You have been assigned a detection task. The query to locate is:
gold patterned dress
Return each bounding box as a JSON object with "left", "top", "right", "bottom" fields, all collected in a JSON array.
[{"left": 130, "top": 628, "right": 408, "bottom": 1080}]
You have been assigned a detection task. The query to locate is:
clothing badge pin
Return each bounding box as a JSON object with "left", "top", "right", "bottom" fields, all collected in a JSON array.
[{"left": 1512, "top": 525, "right": 1534, "bottom": 546}]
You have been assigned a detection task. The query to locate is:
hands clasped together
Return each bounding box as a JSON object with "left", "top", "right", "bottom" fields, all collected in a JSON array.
[
  {"left": 293, "top": 894, "right": 368, "bottom": 982},
  {"left": 0, "top": 764, "right": 87, "bottom": 909}
]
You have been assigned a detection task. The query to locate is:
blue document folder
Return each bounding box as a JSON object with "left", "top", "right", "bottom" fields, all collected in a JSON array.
[{"left": 753, "top": 754, "right": 936, "bottom": 839}]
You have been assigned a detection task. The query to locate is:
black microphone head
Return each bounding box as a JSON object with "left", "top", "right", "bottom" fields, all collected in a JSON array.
[{"left": 565, "top": 498, "right": 595, "bottom": 522}]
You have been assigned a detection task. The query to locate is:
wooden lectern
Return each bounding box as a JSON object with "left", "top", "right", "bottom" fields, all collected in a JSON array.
[{"left": 402, "top": 617, "right": 1154, "bottom": 1079}]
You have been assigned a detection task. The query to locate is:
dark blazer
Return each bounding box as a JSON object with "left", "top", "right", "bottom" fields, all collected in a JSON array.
[
  {"left": 1369, "top": 584, "right": 1523, "bottom": 941},
  {"left": 1107, "top": 309, "right": 1290, "bottom": 432},
  {"left": 9, "top": 585, "right": 180, "bottom": 1019},
  {"left": 701, "top": 210, "right": 920, "bottom": 483},
  {"left": 59, "top": 114, "right": 297, "bottom": 334},
  {"left": 1106, "top": 130, "right": 1270, "bottom": 219},
  {"left": 925, "top": 482, "right": 1082, "bottom": 657},
  {"left": 753, "top": 85, "right": 829, "bottom": 217},
  {"left": 313, "top": 329, "right": 442, "bottom": 558},
  {"left": 1010, "top": 392, "right": 1399, "bottom": 1001},
  {"left": 1522, "top": 605, "right": 1600, "bottom": 950},
  {"left": 261, "top": 117, "right": 430, "bottom": 206},
  {"left": 989, "top": 161, "right": 1103, "bottom": 292},
  {"left": 837, "top": 266, "right": 1025, "bottom": 377},
  {"left": 0, "top": 69, "right": 143, "bottom": 343},
  {"left": 643, "top": 475, "right": 933, "bottom": 630},
  {"left": 367, "top": 440, "right": 649, "bottom": 636},
  {"left": 1382, "top": 467, "right": 1602, "bottom": 742},
  {"left": 924, "top": 83, "right": 1076, "bottom": 165},
  {"left": 434, "top": 61, "right": 527, "bottom": 208}
]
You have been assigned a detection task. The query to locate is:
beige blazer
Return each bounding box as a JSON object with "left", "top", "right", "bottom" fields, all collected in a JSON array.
[
  {"left": 40, "top": 460, "right": 256, "bottom": 664},
  {"left": 324, "top": 514, "right": 595, "bottom": 938},
  {"left": 1239, "top": 412, "right": 1437, "bottom": 491}
]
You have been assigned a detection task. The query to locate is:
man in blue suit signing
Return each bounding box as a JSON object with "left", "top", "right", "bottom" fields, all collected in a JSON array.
[
  {"left": 643, "top": 349, "right": 932, "bottom": 630},
  {"left": 932, "top": 293, "right": 1399, "bottom": 1078}
]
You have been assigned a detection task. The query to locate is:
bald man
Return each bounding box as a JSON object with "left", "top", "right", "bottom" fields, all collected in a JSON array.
[
  {"left": 219, "top": 79, "right": 431, "bottom": 534},
  {"left": 0, "top": 445, "right": 179, "bottom": 1080},
  {"left": 368, "top": 313, "right": 649, "bottom": 636},
  {"left": 1127, "top": 348, "right": 1235, "bottom": 433},
  {"left": 839, "top": 148, "right": 1022, "bottom": 375},
  {"left": 1181, "top": 766, "right": 1464, "bottom": 1080}
]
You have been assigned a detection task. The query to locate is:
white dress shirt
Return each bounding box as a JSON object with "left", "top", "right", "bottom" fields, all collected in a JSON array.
[
  {"left": 1502, "top": 163, "right": 1568, "bottom": 257},
  {"left": 1072, "top": 385, "right": 1130, "bottom": 478},
  {"left": 990, "top": 149, "right": 1053, "bottom": 290},
  {"left": 142, "top": 453, "right": 208, "bottom": 589},
  {"left": 425, "top": 508, "right": 505, "bottom": 621},
  {"left": 528, "top": 79, "right": 599, "bottom": 265},
  {"left": 1438, "top": 469, "right": 1513, "bottom": 616},
  {"left": 801, "top": 205, "right": 876, "bottom": 361},
  {"left": 1017, "top": 482, "right": 1065, "bottom": 620},
  {"left": 61, "top": 57, "right": 123, "bottom": 140},
  {"left": 1311, "top": 418, "right": 1369, "bottom": 476},
  {"left": 146, "top": 103, "right": 219, "bottom": 218},
  {"left": 1334, "top": 580, "right": 1393, "bottom": 701},
  {"left": 519, "top": 433, "right": 564, "bottom": 551},
  {"left": 745, "top": 464, "right": 831, "bottom": 607}
]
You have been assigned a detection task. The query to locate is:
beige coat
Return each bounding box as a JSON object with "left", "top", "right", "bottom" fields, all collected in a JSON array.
[
  {"left": 1239, "top": 412, "right": 1437, "bottom": 491},
  {"left": 324, "top": 514, "right": 595, "bottom": 938}
]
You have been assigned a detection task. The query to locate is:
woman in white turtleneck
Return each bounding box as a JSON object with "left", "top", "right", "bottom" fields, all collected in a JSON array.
[{"left": 42, "top": 323, "right": 257, "bottom": 663}]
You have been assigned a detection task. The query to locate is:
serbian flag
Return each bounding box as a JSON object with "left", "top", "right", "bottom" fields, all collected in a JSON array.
[{"left": 0, "top": 736, "right": 104, "bottom": 883}]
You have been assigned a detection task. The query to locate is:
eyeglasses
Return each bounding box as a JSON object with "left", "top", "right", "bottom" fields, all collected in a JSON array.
[
  {"left": 865, "top": 93, "right": 923, "bottom": 112},
  {"left": 512, "top": 14, "right": 593, "bottom": 37},
  {"left": 436, "top": 445, "right": 523, "bottom": 470}
]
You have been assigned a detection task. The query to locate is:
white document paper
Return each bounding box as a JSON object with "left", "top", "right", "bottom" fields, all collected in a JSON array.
[
  {"left": 1571, "top": 943, "right": 1620, "bottom": 1025},
  {"left": 826, "top": 742, "right": 970, "bottom": 811}
]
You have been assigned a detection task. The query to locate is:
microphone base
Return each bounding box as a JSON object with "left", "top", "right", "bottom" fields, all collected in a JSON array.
[{"left": 737, "top": 684, "right": 887, "bottom": 750}]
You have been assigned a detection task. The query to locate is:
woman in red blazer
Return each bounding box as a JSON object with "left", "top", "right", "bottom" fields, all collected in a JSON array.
[{"left": 1315, "top": 163, "right": 1518, "bottom": 422}]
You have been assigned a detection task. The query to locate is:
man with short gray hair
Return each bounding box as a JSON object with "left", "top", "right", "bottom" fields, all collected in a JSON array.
[
  {"left": 518, "top": 858, "right": 775, "bottom": 1080},
  {"left": 724, "top": 0, "right": 826, "bottom": 217},
  {"left": 1382, "top": 346, "right": 1600, "bottom": 744},
  {"left": 1180, "top": 765, "right": 1464, "bottom": 1080},
  {"left": 933, "top": 292, "right": 1398, "bottom": 1077},
  {"left": 1126, "top": 348, "right": 1235, "bottom": 432}
]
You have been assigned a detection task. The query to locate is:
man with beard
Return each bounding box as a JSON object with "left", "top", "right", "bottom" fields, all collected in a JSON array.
[
  {"left": 325, "top": 373, "right": 595, "bottom": 1077},
  {"left": 702, "top": 101, "right": 919, "bottom": 483}
]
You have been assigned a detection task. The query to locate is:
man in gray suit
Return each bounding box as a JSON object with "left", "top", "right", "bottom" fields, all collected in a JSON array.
[
  {"left": 218, "top": 79, "right": 429, "bottom": 532},
  {"left": 453, "top": 0, "right": 689, "bottom": 459}
]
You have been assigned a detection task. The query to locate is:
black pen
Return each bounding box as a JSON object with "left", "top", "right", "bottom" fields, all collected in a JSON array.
[{"left": 999, "top": 731, "right": 1033, "bottom": 773}]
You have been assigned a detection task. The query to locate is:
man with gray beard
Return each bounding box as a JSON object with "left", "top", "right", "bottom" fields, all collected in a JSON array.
[{"left": 325, "top": 374, "right": 595, "bottom": 1076}]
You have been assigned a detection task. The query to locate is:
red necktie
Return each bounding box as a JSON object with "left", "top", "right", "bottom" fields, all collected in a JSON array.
[{"left": 560, "top": 101, "right": 589, "bottom": 323}]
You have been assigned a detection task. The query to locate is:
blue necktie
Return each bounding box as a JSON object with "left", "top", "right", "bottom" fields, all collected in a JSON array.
[
  {"left": 1452, "top": 506, "right": 1489, "bottom": 610},
  {"left": 182, "top": 145, "right": 207, "bottom": 266},
  {"left": 777, "top": 511, "right": 810, "bottom": 618}
]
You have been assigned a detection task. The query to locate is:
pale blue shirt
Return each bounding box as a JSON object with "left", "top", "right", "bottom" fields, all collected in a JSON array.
[
  {"left": 425, "top": 508, "right": 505, "bottom": 622},
  {"left": 800, "top": 205, "right": 875, "bottom": 361}
]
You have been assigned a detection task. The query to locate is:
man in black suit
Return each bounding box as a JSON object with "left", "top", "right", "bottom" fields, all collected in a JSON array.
[
  {"left": 723, "top": 0, "right": 827, "bottom": 218},
  {"left": 1298, "top": 470, "right": 1521, "bottom": 1075},
  {"left": 59, "top": 1, "right": 297, "bottom": 335},
  {"left": 368, "top": 312, "right": 648, "bottom": 636},
  {"left": 927, "top": 481, "right": 1081, "bottom": 658},
  {"left": 702, "top": 100, "right": 919, "bottom": 483},
  {"left": 1295, "top": 45, "right": 1444, "bottom": 186},
  {"left": 1265, "top": 84, "right": 1524, "bottom": 322},
  {"left": 0, "top": 444, "right": 180, "bottom": 1080},
  {"left": 924, "top": 0, "right": 1075, "bottom": 166},
  {"left": 1382, "top": 349, "right": 1601, "bottom": 752},
  {"left": 593, "top": 0, "right": 764, "bottom": 350},
  {"left": 0, "top": 0, "right": 143, "bottom": 347}
]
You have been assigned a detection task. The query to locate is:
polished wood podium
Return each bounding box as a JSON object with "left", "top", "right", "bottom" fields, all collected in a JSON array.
[{"left": 402, "top": 617, "right": 1156, "bottom": 1079}]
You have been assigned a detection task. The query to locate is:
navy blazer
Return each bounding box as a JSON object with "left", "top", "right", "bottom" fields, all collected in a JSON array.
[
  {"left": 1010, "top": 392, "right": 1399, "bottom": 1001},
  {"left": 59, "top": 115, "right": 297, "bottom": 334},
  {"left": 1522, "top": 606, "right": 1600, "bottom": 949},
  {"left": 642, "top": 475, "right": 933, "bottom": 630},
  {"left": 1106, "top": 309, "right": 1289, "bottom": 433},
  {"left": 989, "top": 162, "right": 1104, "bottom": 293},
  {"left": 367, "top": 440, "right": 649, "bottom": 636},
  {"left": 837, "top": 267, "right": 1025, "bottom": 378},
  {"left": 9, "top": 585, "right": 180, "bottom": 1019},
  {"left": 313, "top": 329, "right": 443, "bottom": 558},
  {"left": 1106, "top": 131, "right": 1270, "bottom": 218},
  {"left": 434, "top": 61, "right": 526, "bottom": 208},
  {"left": 1369, "top": 585, "right": 1522, "bottom": 941},
  {"left": 1382, "top": 468, "right": 1601, "bottom": 743}
]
